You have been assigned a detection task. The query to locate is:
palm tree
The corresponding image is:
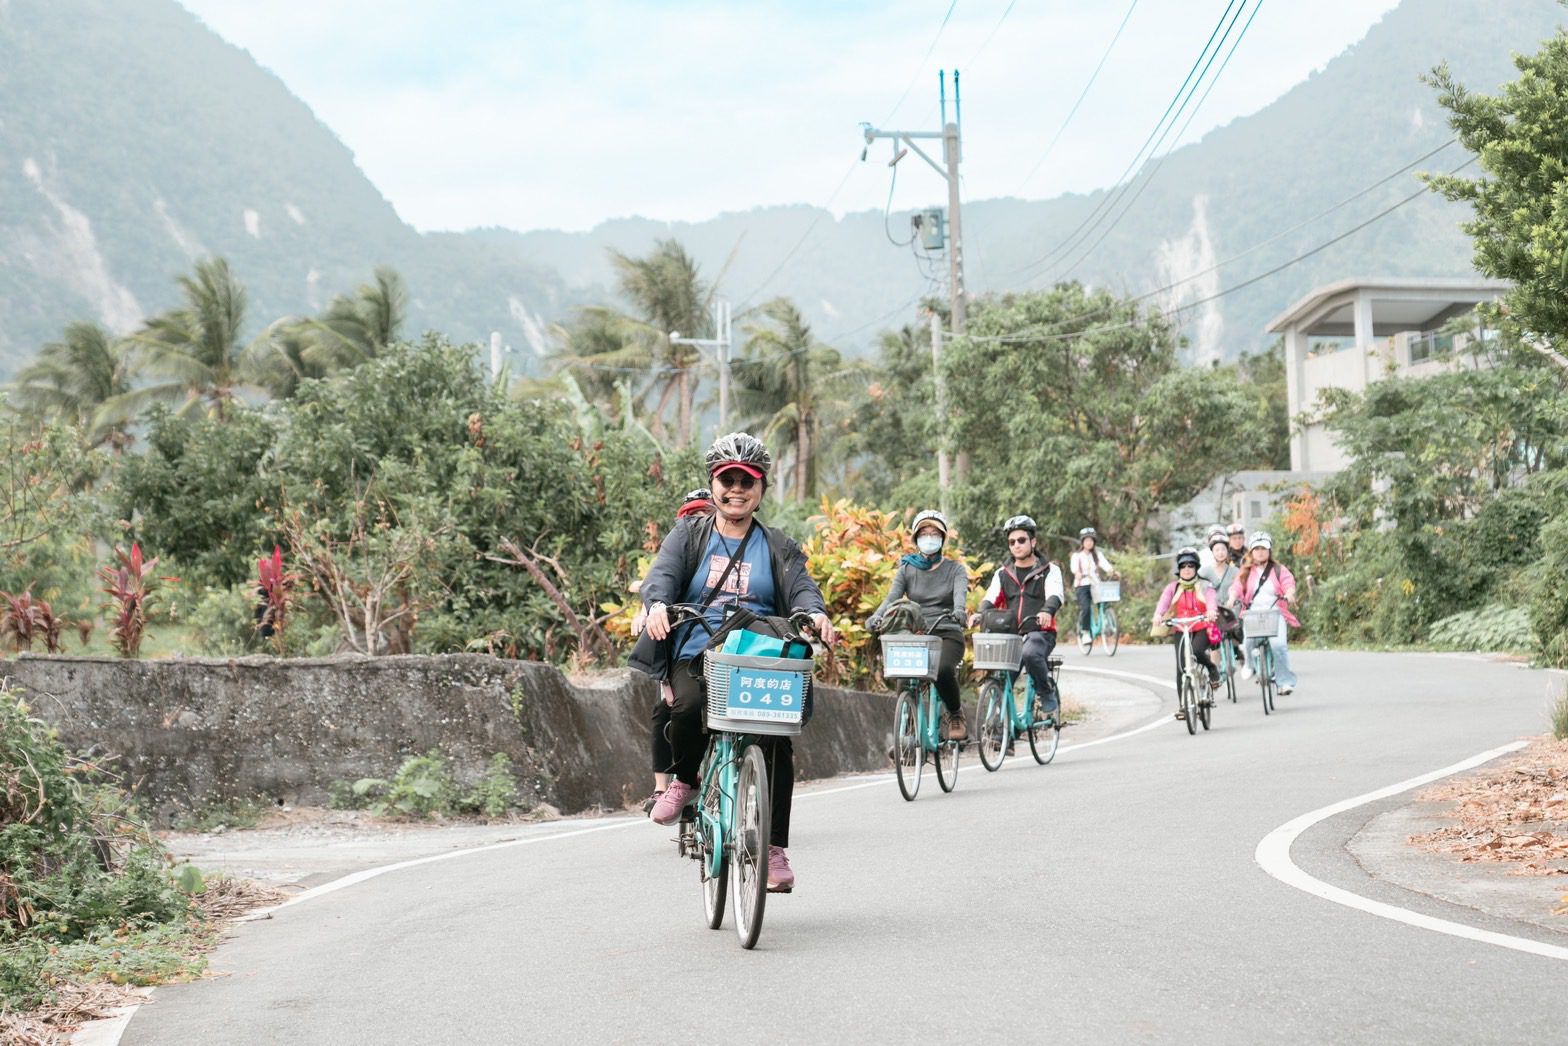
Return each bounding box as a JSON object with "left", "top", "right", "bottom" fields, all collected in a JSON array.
[
  {"left": 6, "top": 321, "right": 136, "bottom": 448},
  {"left": 306, "top": 266, "right": 407, "bottom": 369},
  {"left": 245, "top": 318, "right": 332, "bottom": 400},
  {"left": 131, "top": 257, "right": 249, "bottom": 419},
  {"left": 733, "top": 298, "right": 861, "bottom": 501},
  {"left": 551, "top": 240, "right": 712, "bottom": 445}
]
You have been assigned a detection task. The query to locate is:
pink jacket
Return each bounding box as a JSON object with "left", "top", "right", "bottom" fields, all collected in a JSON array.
[
  {"left": 1154, "top": 582, "right": 1217, "bottom": 632},
  {"left": 1231, "top": 562, "right": 1300, "bottom": 628}
]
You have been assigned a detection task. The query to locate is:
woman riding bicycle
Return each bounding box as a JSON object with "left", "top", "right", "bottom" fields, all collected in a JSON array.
[
  {"left": 1199, "top": 526, "right": 1244, "bottom": 675},
  {"left": 1153, "top": 547, "right": 1220, "bottom": 714},
  {"left": 868, "top": 509, "right": 970, "bottom": 739},
  {"left": 1069, "top": 527, "right": 1115, "bottom": 644},
  {"left": 634, "top": 433, "right": 836, "bottom": 893},
  {"left": 1230, "top": 530, "right": 1300, "bottom": 695},
  {"left": 969, "top": 515, "right": 1064, "bottom": 716}
]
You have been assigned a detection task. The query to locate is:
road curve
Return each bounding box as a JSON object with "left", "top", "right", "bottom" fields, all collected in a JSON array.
[{"left": 122, "top": 647, "right": 1568, "bottom": 1045}]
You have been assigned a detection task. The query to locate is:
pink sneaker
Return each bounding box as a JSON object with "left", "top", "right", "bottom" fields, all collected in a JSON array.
[
  {"left": 650, "top": 780, "right": 696, "bottom": 825},
  {"left": 767, "top": 845, "right": 795, "bottom": 893}
]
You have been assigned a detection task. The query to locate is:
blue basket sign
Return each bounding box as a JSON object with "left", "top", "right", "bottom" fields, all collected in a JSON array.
[
  {"left": 724, "top": 666, "right": 805, "bottom": 723},
  {"left": 884, "top": 642, "right": 931, "bottom": 677}
]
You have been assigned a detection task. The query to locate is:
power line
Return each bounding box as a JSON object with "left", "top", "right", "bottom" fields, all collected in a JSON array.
[
  {"left": 967, "top": 155, "right": 1475, "bottom": 345},
  {"left": 881, "top": 0, "right": 962, "bottom": 125},
  {"left": 1046, "top": 0, "right": 1264, "bottom": 281},
  {"left": 1009, "top": 0, "right": 1244, "bottom": 279},
  {"left": 1015, "top": 0, "right": 1140, "bottom": 194}
]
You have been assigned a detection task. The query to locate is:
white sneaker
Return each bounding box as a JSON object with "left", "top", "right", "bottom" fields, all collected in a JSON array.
[
  {"left": 1239, "top": 664, "right": 1255, "bottom": 681},
  {"left": 1277, "top": 685, "right": 1294, "bottom": 696}
]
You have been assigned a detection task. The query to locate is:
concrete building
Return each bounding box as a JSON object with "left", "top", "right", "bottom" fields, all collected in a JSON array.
[
  {"left": 1163, "top": 468, "right": 1334, "bottom": 551},
  {"left": 1268, "top": 277, "right": 1511, "bottom": 472}
]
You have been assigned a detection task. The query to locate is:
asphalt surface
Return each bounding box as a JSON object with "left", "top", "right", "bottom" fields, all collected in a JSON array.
[{"left": 121, "top": 646, "right": 1568, "bottom": 1045}]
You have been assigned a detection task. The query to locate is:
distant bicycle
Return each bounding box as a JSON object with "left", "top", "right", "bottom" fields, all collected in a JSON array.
[
  {"left": 1165, "top": 614, "right": 1215, "bottom": 735},
  {"left": 1077, "top": 579, "right": 1120, "bottom": 656},
  {"left": 972, "top": 632, "right": 1063, "bottom": 771},
  {"left": 1215, "top": 616, "right": 1239, "bottom": 704},
  {"left": 882, "top": 613, "right": 963, "bottom": 802}
]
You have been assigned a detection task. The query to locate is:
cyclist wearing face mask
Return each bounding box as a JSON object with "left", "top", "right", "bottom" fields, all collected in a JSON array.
[{"left": 867, "top": 510, "right": 970, "bottom": 739}]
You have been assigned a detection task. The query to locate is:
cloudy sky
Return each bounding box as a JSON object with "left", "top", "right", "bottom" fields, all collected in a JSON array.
[{"left": 179, "top": 0, "right": 1401, "bottom": 234}]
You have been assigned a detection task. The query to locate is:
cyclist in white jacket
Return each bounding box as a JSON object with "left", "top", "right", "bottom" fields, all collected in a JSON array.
[{"left": 1069, "top": 527, "right": 1115, "bottom": 644}]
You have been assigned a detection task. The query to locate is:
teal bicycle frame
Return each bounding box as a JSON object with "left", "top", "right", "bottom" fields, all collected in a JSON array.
[{"left": 976, "top": 653, "right": 1062, "bottom": 771}]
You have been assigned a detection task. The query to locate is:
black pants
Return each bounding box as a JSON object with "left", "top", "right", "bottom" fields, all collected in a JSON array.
[
  {"left": 669, "top": 661, "right": 793, "bottom": 848},
  {"left": 1021, "top": 630, "right": 1059, "bottom": 712},
  {"left": 1075, "top": 584, "right": 1095, "bottom": 634},
  {"left": 935, "top": 634, "right": 964, "bottom": 715},
  {"left": 1173, "top": 628, "right": 1218, "bottom": 692},
  {"left": 651, "top": 693, "right": 673, "bottom": 774}
]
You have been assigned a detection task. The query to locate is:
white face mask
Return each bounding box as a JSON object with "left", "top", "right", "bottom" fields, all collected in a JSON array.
[{"left": 916, "top": 535, "right": 943, "bottom": 556}]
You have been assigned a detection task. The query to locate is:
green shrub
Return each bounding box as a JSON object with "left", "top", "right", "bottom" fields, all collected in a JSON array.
[
  {"left": 1530, "top": 516, "right": 1568, "bottom": 669},
  {"left": 459, "top": 753, "right": 519, "bottom": 817},
  {"left": 1550, "top": 688, "right": 1568, "bottom": 741},
  {"left": 351, "top": 750, "right": 456, "bottom": 817},
  {"left": 183, "top": 583, "right": 262, "bottom": 656},
  {"left": 1427, "top": 604, "right": 1536, "bottom": 654}
]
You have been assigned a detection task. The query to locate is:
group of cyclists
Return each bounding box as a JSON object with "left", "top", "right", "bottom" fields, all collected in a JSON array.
[{"left": 629, "top": 430, "right": 1302, "bottom": 894}]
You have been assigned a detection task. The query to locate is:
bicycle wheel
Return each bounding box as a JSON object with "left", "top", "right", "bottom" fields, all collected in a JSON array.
[
  {"left": 1182, "top": 676, "right": 1197, "bottom": 736},
  {"left": 977, "top": 679, "right": 1008, "bottom": 772},
  {"left": 1027, "top": 704, "right": 1060, "bottom": 765},
  {"left": 1078, "top": 625, "right": 1092, "bottom": 654},
  {"left": 1198, "top": 680, "right": 1212, "bottom": 731},
  {"left": 1258, "top": 643, "right": 1275, "bottom": 715},
  {"left": 1224, "top": 645, "right": 1237, "bottom": 704},
  {"left": 893, "top": 689, "right": 923, "bottom": 801},
  {"left": 732, "top": 744, "right": 770, "bottom": 950},
  {"left": 1101, "top": 607, "right": 1120, "bottom": 656},
  {"left": 700, "top": 777, "right": 727, "bottom": 930},
  {"left": 935, "top": 704, "right": 960, "bottom": 793}
]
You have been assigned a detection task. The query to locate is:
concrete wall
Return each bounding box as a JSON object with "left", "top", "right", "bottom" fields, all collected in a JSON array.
[{"left": 4, "top": 654, "right": 895, "bottom": 824}]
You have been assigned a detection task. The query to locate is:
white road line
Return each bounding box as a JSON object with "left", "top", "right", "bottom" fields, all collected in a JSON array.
[{"left": 1255, "top": 740, "right": 1568, "bottom": 962}]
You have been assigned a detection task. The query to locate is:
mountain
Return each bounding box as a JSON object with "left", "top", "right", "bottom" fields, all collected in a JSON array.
[
  {"left": 0, "top": 0, "right": 566, "bottom": 375},
  {"left": 1, "top": 0, "right": 1564, "bottom": 380}
]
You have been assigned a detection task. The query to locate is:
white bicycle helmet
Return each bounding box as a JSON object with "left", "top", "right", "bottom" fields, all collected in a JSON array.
[
  {"left": 911, "top": 509, "right": 948, "bottom": 537},
  {"left": 705, "top": 431, "right": 773, "bottom": 478},
  {"left": 1003, "top": 514, "right": 1037, "bottom": 534},
  {"left": 1247, "top": 530, "right": 1273, "bottom": 551}
]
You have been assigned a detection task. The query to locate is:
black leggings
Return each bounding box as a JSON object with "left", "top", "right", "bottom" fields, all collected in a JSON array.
[
  {"left": 1173, "top": 628, "right": 1218, "bottom": 692},
  {"left": 1021, "top": 630, "right": 1059, "bottom": 710},
  {"left": 669, "top": 660, "right": 794, "bottom": 848},
  {"left": 935, "top": 634, "right": 964, "bottom": 715},
  {"left": 651, "top": 693, "right": 673, "bottom": 773}
]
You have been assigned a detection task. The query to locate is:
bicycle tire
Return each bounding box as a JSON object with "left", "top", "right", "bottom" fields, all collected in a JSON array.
[
  {"left": 1259, "top": 643, "right": 1274, "bottom": 715},
  {"left": 1101, "top": 607, "right": 1120, "bottom": 656},
  {"left": 700, "top": 776, "right": 727, "bottom": 930},
  {"left": 977, "top": 679, "right": 1008, "bottom": 772},
  {"left": 1198, "top": 681, "right": 1212, "bottom": 731},
  {"left": 1027, "top": 706, "right": 1060, "bottom": 765},
  {"left": 733, "top": 744, "right": 770, "bottom": 949},
  {"left": 1182, "top": 676, "right": 1197, "bottom": 735},
  {"left": 1078, "top": 627, "right": 1093, "bottom": 655},
  {"left": 1225, "top": 644, "right": 1237, "bottom": 704},
  {"left": 893, "top": 690, "right": 923, "bottom": 801},
  {"left": 935, "top": 703, "right": 960, "bottom": 793}
]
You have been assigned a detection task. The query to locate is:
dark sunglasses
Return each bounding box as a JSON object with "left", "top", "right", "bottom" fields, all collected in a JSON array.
[
  {"left": 1007, "top": 535, "right": 1032, "bottom": 546},
  {"left": 714, "top": 470, "right": 757, "bottom": 490}
]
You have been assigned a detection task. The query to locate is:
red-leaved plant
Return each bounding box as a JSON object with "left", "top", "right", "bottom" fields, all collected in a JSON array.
[
  {"left": 0, "top": 588, "right": 91, "bottom": 653},
  {"left": 98, "top": 543, "right": 177, "bottom": 658},
  {"left": 256, "top": 545, "right": 300, "bottom": 652}
]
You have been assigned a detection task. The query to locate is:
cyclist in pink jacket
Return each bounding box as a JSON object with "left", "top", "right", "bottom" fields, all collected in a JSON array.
[
  {"left": 1229, "top": 531, "right": 1300, "bottom": 695},
  {"left": 1153, "top": 547, "right": 1220, "bottom": 711}
]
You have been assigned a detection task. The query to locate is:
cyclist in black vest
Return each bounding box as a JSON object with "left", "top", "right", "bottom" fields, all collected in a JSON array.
[{"left": 968, "top": 515, "right": 1065, "bottom": 715}]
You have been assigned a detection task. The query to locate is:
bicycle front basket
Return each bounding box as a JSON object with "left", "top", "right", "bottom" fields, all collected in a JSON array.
[
  {"left": 1242, "top": 609, "right": 1281, "bottom": 638},
  {"left": 1090, "top": 580, "right": 1121, "bottom": 603},
  {"left": 971, "top": 632, "right": 1023, "bottom": 673},
  {"left": 703, "top": 649, "right": 814, "bottom": 737},
  {"left": 879, "top": 633, "right": 943, "bottom": 681}
]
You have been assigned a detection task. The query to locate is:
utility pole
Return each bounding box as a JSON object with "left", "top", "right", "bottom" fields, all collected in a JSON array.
[
  {"left": 670, "top": 299, "right": 733, "bottom": 435},
  {"left": 861, "top": 69, "right": 967, "bottom": 499},
  {"left": 931, "top": 311, "right": 951, "bottom": 519}
]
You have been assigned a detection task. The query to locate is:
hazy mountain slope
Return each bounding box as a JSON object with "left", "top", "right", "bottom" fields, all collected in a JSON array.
[
  {"left": 487, "top": 0, "right": 1566, "bottom": 360},
  {"left": 0, "top": 0, "right": 564, "bottom": 375}
]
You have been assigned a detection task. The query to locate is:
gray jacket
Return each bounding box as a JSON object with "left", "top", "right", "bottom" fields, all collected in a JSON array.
[
  {"left": 628, "top": 515, "right": 827, "bottom": 680},
  {"left": 871, "top": 558, "right": 967, "bottom": 635}
]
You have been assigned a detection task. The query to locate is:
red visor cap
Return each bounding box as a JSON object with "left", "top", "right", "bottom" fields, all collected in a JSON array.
[{"left": 710, "top": 461, "right": 765, "bottom": 480}]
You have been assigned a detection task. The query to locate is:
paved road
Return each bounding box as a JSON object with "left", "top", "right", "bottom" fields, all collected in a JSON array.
[{"left": 123, "top": 646, "right": 1568, "bottom": 1044}]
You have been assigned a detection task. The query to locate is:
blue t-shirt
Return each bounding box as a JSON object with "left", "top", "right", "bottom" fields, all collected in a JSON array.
[{"left": 674, "top": 527, "right": 777, "bottom": 663}]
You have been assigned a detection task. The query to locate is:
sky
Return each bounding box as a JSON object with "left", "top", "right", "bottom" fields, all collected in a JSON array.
[{"left": 178, "top": 0, "right": 1403, "bottom": 235}]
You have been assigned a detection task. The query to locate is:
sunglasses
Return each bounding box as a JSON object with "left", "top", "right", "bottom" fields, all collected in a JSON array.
[
  {"left": 714, "top": 470, "right": 757, "bottom": 490},
  {"left": 1007, "top": 536, "right": 1032, "bottom": 546}
]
